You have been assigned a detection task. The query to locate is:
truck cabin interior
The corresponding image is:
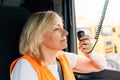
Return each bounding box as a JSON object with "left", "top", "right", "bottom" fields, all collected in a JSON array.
[{"left": 0, "top": 0, "right": 120, "bottom": 80}]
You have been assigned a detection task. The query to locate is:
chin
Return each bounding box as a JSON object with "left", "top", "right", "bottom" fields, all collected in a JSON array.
[
  {"left": 58, "top": 45, "right": 67, "bottom": 50},
  {"left": 62, "top": 45, "right": 68, "bottom": 49}
]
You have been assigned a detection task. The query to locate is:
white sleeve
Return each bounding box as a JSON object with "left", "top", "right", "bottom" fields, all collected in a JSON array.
[
  {"left": 11, "top": 59, "right": 38, "bottom": 80},
  {"left": 64, "top": 52, "right": 77, "bottom": 68}
]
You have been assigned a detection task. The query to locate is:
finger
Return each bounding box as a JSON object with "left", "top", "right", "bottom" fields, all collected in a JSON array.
[
  {"left": 79, "top": 43, "right": 91, "bottom": 50},
  {"left": 79, "top": 42, "right": 92, "bottom": 52},
  {"left": 79, "top": 40, "right": 91, "bottom": 46},
  {"left": 81, "top": 48, "right": 91, "bottom": 53},
  {"left": 79, "top": 35, "right": 90, "bottom": 41}
]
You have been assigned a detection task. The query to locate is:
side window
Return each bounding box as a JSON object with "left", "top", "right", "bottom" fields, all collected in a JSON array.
[{"left": 74, "top": 0, "right": 120, "bottom": 71}]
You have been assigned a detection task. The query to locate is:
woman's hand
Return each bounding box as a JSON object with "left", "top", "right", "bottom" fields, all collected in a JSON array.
[{"left": 78, "top": 35, "right": 92, "bottom": 54}]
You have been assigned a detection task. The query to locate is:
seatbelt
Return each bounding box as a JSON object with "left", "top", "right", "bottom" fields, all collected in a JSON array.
[{"left": 56, "top": 59, "right": 64, "bottom": 80}]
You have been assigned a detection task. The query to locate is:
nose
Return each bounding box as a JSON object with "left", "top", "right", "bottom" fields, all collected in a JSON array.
[{"left": 63, "top": 29, "right": 68, "bottom": 36}]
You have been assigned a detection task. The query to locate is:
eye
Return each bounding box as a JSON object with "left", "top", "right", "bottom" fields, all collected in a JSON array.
[
  {"left": 54, "top": 28, "right": 59, "bottom": 31},
  {"left": 57, "top": 24, "right": 60, "bottom": 27},
  {"left": 57, "top": 23, "right": 63, "bottom": 27}
]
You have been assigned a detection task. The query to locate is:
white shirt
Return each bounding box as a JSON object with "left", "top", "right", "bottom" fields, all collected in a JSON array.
[{"left": 11, "top": 52, "right": 77, "bottom": 80}]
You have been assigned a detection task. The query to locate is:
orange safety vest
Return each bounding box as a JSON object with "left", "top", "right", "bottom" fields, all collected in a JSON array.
[{"left": 10, "top": 52, "right": 76, "bottom": 80}]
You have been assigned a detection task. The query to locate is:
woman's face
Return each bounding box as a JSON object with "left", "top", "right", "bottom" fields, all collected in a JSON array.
[{"left": 42, "top": 17, "right": 68, "bottom": 51}]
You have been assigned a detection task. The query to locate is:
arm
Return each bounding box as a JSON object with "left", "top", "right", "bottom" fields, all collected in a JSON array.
[
  {"left": 73, "top": 35, "right": 107, "bottom": 73},
  {"left": 73, "top": 52, "right": 107, "bottom": 73}
]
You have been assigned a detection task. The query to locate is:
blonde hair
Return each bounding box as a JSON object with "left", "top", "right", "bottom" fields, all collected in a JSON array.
[{"left": 19, "top": 11, "right": 62, "bottom": 60}]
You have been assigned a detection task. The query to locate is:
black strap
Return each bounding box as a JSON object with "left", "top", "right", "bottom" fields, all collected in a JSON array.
[{"left": 56, "top": 59, "right": 64, "bottom": 80}]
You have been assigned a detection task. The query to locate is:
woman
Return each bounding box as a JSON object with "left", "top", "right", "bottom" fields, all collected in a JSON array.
[{"left": 10, "top": 11, "right": 107, "bottom": 80}]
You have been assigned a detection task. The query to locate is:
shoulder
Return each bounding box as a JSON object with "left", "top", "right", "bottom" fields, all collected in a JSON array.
[
  {"left": 15, "top": 58, "right": 32, "bottom": 67},
  {"left": 58, "top": 51, "right": 77, "bottom": 68},
  {"left": 58, "top": 51, "right": 76, "bottom": 56},
  {"left": 61, "top": 51, "right": 77, "bottom": 59},
  {"left": 11, "top": 59, "right": 38, "bottom": 80}
]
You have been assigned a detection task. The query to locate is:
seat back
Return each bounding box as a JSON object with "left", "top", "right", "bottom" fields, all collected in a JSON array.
[{"left": 0, "top": 6, "right": 31, "bottom": 80}]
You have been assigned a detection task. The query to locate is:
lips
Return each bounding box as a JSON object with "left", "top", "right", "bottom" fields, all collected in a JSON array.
[{"left": 61, "top": 39, "right": 67, "bottom": 42}]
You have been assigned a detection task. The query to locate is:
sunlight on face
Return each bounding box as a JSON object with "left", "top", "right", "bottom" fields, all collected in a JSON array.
[{"left": 42, "top": 15, "right": 68, "bottom": 51}]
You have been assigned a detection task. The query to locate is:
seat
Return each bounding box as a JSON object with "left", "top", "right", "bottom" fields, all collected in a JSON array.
[{"left": 0, "top": 6, "right": 31, "bottom": 80}]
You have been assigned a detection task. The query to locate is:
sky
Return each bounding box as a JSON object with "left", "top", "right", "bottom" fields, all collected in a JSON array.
[{"left": 75, "top": 0, "right": 120, "bottom": 25}]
